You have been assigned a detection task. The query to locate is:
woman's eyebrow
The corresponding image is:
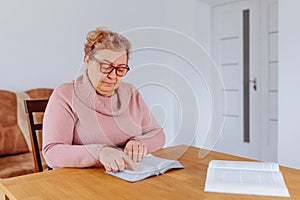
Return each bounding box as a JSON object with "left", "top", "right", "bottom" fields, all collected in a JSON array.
[
  {"left": 102, "top": 59, "right": 127, "bottom": 65},
  {"left": 102, "top": 59, "right": 112, "bottom": 63}
]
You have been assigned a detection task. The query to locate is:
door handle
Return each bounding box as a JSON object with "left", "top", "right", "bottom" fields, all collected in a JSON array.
[{"left": 249, "top": 78, "right": 257, "bottom": 91}]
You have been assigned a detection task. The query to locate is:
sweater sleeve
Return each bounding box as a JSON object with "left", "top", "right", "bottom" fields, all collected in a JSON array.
[
  {"left": 132, "top": 92, "right": 166, "bottom": 153},
  {"left": 42, "top": 84, "right": 104, "bottom": 168}
]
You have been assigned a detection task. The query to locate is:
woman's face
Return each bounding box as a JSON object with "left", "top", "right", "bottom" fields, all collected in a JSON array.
[{"left": 85, "top": 49, "right": 128, "bottom": 97}]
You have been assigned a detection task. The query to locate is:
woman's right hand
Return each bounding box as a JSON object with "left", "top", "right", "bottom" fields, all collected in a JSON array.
[{"left": 98, "top": 147, "right": 139, "bottom": 172}]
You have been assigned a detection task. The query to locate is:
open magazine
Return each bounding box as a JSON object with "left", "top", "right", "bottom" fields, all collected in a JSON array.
[
  {"left": 204, "top": 160, "right": 290, "bottom": 197},
  {"left": 106, "top": 154, "right": 184, "bottom": 182}
]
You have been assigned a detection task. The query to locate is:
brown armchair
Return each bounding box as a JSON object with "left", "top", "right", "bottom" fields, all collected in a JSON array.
[{"left": 0, "top": 88, "right": 53, "bottom": 178}]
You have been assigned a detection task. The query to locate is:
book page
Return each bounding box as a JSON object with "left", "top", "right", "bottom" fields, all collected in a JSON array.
[
  {"left": 106, "top": 154, "right": 183, "bottom": 182},
  {"left": 159, "top": 161, "right": 184, "bottom": 174},
  {"left": 107, "top": 170, "right": 155, "bottom": 182},
  {"left": 121, "top": 154, "right": 182, "bottom": 174},
  {"left": 209, "top": 160, "right": 279, "bottom": 172},
  {"left": 205, "top": 161, "right": 290, "bottom": 197},
  {"left": 122, "top": 154, "right": 169, "bottom": 174}
]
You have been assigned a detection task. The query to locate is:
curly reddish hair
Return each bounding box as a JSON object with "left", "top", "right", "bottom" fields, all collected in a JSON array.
[{"left": 84, "top": 28, "right": 131, "bottom": 60}]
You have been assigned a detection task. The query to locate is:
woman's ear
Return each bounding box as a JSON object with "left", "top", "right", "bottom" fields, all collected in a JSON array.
[{"left": 84, "top": 56, "right": 89, "bottom": 69}]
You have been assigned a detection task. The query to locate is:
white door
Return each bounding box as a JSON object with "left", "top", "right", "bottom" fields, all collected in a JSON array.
[
  {"left": 260, "top": 0, "right": 278, "bottom": 161},
  {"left": 212, "top": 0, "right": 262, "bottom": 159}
]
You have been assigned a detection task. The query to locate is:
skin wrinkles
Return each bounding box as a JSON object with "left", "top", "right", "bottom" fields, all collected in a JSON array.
[{"left": 85, "top": 49, "right": 127, "bottom": 97}]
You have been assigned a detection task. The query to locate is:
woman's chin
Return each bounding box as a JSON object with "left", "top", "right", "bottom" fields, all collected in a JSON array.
[{"left": 97, "top": 89, "right": 114, "bottom": 97}]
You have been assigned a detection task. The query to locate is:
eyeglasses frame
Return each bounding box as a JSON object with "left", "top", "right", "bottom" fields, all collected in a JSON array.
[{"left": 89, "top": 54, "right": 130, "bottom": 77}]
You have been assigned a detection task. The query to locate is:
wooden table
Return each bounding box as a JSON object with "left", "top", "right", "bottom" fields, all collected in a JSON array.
[{"left": 1, "top": 145, "right": 299, "bottom": 200}]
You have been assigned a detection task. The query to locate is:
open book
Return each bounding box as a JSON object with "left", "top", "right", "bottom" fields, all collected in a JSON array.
[
  {"left": 106, "top": 154, "right": 183, "bottom": 182},
  {"left": 204, "top": 160, "right": 290, "bottom": 197}
]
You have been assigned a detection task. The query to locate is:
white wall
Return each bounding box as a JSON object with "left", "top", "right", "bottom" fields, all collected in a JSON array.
[
  {"left": 0, "top": 0, "right": 211, "bottom": 92},
  {"left": 278, "top": 0, "right": 300, "bottom": 169}
]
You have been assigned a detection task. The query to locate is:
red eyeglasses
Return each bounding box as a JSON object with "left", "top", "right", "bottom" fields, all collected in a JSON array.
[{"left": 89, "top": 55, "right": 130, "bottom": 77}]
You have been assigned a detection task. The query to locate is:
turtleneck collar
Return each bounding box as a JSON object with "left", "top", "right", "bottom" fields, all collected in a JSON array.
[{"left": 73, "top": 70, "right": 132, "bottom": 116}]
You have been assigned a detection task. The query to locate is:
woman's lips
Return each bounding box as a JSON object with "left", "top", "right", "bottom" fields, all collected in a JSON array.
[{"left": 103, "top": 82, "right": 115, "bottom": 85}]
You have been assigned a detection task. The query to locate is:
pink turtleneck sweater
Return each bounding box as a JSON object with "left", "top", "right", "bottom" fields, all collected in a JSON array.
[{"left": 42, "top": 72, "right": 165, "bottom": 168}]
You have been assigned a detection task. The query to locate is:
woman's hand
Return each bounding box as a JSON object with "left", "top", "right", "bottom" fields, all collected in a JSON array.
[
  {"left": 124, "top": 139, "right": 148, "bottom": 162},
  {"left": 98, "top": 147, "right": 139, "bottom": 172}
]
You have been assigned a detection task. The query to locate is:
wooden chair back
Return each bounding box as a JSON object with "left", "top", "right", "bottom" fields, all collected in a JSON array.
[{"left": 24, "top": 99, "right": 49, "bottom": 172}]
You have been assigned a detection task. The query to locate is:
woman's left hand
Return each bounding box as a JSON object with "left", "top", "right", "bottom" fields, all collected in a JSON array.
[{"left": 124, "top": 139, "right": 147, "bottom": 162}]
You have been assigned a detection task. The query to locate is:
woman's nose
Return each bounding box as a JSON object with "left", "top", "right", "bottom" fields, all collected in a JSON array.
[{"left": 107, "top": 69, "right": 117, "bottom": 79}]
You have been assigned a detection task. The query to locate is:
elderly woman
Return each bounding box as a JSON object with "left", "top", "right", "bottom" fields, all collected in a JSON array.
[{"left": 42, "top": 28, "right": 165, "bottom": 172}]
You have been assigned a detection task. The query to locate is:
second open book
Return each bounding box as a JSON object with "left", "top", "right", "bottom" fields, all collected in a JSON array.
[
  {"left": 204, "top": 160, "right": 290, "bottom": 197},
  {"left": 106, "top": 154, "right": 183, "bottom": 182}
]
